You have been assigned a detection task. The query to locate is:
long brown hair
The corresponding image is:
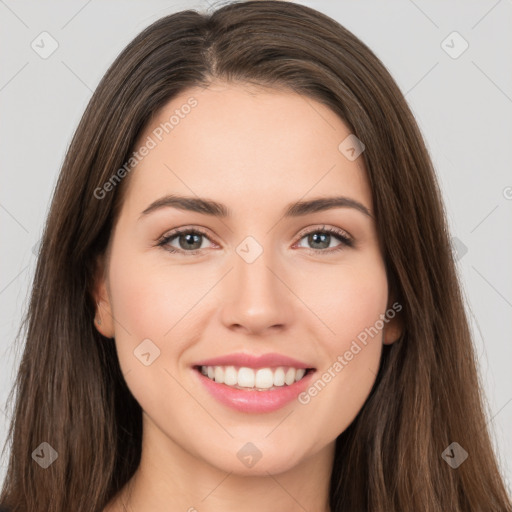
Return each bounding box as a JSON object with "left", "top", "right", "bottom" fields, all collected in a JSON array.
[{"left": 1, "top": 1, "right": 510, "bottom": 510}]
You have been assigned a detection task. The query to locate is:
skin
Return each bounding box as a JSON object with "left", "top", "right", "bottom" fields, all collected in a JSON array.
[{"left": 94, "top": 82, "right": 402, "bottom": 512}]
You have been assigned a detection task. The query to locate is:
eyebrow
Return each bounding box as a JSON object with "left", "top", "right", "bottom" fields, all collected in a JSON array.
[{"left": 139, "top": 194, "right": 373, "bottom": 220}]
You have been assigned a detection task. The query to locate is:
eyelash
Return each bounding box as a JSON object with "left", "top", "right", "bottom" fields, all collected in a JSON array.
[{"left": 156, "top": 225, "right": 354, "bottom": 256}]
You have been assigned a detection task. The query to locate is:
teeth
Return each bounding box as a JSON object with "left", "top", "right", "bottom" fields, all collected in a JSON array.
[
  {"left": 255, "top": 368, "right": 274, "bottom": 389},
  {"left": 224, "top": 366, "right": 237, "bottom": 386},
  {"left": 273, "top": 367, "right": 285, "bottom": 386},
  {"left": 238, "top": 367, "right": 255, "bottom": 387},
  {"left": 214, "top": 366, "right": 224, "bottom": 384},
  {"left": 199, "top": 365, "right": 310, "bottom": 390},
  {"left": 285, "top": 367, "right": 295, "bottom": 385}
]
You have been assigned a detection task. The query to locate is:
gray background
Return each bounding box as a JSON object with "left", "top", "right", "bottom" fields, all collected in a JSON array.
[{"left": 1, "top": 0, "right": 511, "bottom": 493}]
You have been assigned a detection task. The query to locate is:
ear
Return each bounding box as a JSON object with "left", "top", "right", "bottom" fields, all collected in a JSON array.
[
  {"left": 91, "top": 253, "right": 115, "bottom": 339},
  {"left": 382, "top": 298, "right": 404, "bottom": 346}
]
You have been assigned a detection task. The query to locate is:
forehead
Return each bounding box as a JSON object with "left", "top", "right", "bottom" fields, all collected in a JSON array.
[{"left": 120, "top": 82, "right": 372, "bottom": 217}]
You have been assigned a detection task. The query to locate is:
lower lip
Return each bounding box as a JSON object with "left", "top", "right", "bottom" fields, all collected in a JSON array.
[{"left": 193, "top": 368, "right": 316, "bottom": 413}]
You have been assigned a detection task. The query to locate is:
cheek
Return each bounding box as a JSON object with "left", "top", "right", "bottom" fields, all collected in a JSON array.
[
  {"left": 107, "top": 230, "right": 203, "bottom": 339},
  {"left": 297, "top": 258, "right": 388, "bottom": 433},
  {"left": 301, "top": 255, "right": 389, "bottom": 349},
  {"left": 106, "top": 251, "right": 197, "bottom": 414},
  {"left": 109, "top": 265, "right": 172, "bottom": 340},
  {"left": 106, "top": 240, "right": 192, "bottom": 378}
]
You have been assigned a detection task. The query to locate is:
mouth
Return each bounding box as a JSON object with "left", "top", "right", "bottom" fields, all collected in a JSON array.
[{"left": 193, "top": 365, "right": 316, "bottom": 391}]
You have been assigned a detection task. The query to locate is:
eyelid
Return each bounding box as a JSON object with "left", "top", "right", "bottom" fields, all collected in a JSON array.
[
  {"left": 156, "top": 226, "right": 216, "bottom": 253},
  {"left": 295, "top": 224, "right": 352, "bottom": 243}
]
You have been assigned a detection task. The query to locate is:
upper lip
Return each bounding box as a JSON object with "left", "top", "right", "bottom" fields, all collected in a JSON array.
[{"left": 193, "top": 352, "right": 315, "bottom": 370}]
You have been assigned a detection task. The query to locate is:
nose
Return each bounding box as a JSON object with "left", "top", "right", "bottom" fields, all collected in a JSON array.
[{"left": 220, "top": 247, "right": 295, "bottom": 336}]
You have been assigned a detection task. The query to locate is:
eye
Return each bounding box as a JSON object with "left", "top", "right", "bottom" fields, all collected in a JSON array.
[
  {"left": 295, "top": 225, "right": 354, "bottom": 254},
  {"left": 157, "top": 227, "right": 215, "bottom": 255},
  {"left": 157, "top": 225, "right": 354, "bottom": 256}
]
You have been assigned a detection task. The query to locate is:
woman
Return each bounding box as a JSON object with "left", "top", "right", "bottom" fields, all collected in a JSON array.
[{"left": 1, "top": 1, "right": 510, "bottom": 511}]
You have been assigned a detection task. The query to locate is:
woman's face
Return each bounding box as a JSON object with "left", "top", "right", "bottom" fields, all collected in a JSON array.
[{"left": 94, "top": 82, "right": 401, "bottom": 475}]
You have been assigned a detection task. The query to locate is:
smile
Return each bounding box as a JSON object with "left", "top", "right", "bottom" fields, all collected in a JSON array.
[
  {"left": 193, "top": 365, "right": 317, "bottom": 413},
  {"left": 196, "top": 365, "right": 314, "bottom": 390}
]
